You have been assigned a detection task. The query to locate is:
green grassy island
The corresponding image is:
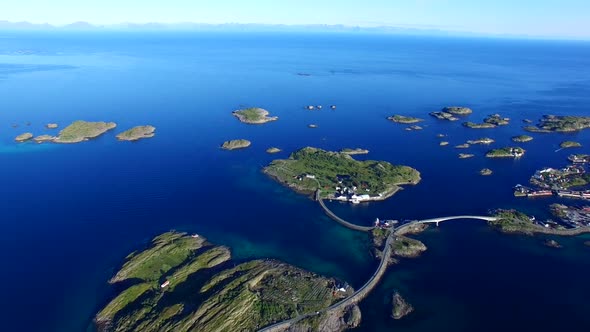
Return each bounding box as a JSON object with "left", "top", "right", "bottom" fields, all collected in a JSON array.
[
  {"left": 116, "top": 125, "right": 156, "bottom": 141},
  {"left": 54, "top": 120, "right": 117, "bottom": 143},
  {"left": 221, "top": 139, "right": 251, "bottom": 150},
  {"left": 387, "top": 115, "right": 423, "bottom": 124},
  {"left": 525, "top": 115, "right": 590, "bottom": 133},
  {"left": 462, "top": 121, "right": 496, "bottom": 129},
  {"left": 486, "top": 147, "right": 525, "bottom": 158},
  {"left": 560, "top": 141, "right": 582, "bottom": 149},
  {"left": 263, "top": 147, "right": 420, "bottom": 201},
  {"left": 15, "top": 132, "right": 33, "bottom": 142},
  {"left": 340, "top": 148, "right": 369, "bottom": 155},
  {"left": 232, "top": 107, "right": 278, "bottom": 124},
  {"left": 512, "top": 135, "right": 534, "bottom": 143},
  {"left": 95, "top": 232, "right": 353, "bottom": 332}
]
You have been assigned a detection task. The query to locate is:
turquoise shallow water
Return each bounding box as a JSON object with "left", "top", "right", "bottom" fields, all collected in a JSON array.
[{"left": 0, "top": 31, "right": 589, "bottom": 332}]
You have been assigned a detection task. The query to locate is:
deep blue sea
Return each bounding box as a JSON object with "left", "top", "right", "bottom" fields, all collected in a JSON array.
[{"left": 0, "top": 31, "right": 590, "bottom": 332}]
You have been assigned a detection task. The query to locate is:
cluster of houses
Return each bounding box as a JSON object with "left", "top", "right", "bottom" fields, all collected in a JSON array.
[
  {"left": 569, "top": 154, "right": 590, "bottom": 164},
  {"left": 373, "top": 218, "right": 398, "bottom": 229},
  {"left": 530, "top": 166, "right": 585, "bottom": 190},
  {"left": 553, "top": 205, "right": 590, "bottom": 228},
  {"left": 331, "top": 175, "right": 382, "bottom": 204}
]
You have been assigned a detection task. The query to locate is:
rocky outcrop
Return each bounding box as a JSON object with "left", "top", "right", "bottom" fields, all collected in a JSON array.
[{"left": 391, "top": 292, "right": 414, "bottom": 320}]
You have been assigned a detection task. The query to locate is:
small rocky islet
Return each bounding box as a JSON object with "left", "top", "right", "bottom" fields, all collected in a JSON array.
[
  {"left": 15, "top": 132, "right": 33, "bottom": 142},
  {"left": 116, "top": 125, "right": 156, "bottom": 141},
  {"left": 391, "top": 291, "right": 414, "bottom": 320},
  {"left": 221, "top": 139, "right": 251, "bottom": 150},
  {"left": 232, "top": 107, "right": 278, "bottom": 124}
]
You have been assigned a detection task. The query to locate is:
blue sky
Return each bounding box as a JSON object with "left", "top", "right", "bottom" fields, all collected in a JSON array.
[{"left": 3, "top": 0, "right": 590, "bottom": 38}]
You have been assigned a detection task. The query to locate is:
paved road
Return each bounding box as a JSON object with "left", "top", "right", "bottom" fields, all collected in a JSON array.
[
  {"left": 259, "top": 230, "right": 396, "bottom": 332},
  {"left": 316, "top": 191, "right": 374, "bottom": 232},
  {"left": 258, "top": 211, "right": 500, "bottom": 331}
]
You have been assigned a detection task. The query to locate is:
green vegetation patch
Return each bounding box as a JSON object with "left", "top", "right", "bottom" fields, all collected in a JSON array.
[
  {"left": 263, "top": 147, "right": 421, "bottom": 198},
  {"left": 110, "top": 232, "right": 208, "bottom": 283},
  {"left": 490, "top": 209, "right": 537, "bottom": 235},
  {"left": 96, "top": 232, "right": 344, "bottom": 332}
]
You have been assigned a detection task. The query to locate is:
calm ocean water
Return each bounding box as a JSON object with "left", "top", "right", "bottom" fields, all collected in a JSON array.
[{"left": 0, "top": 31, "right": 589, "bottom": 332}]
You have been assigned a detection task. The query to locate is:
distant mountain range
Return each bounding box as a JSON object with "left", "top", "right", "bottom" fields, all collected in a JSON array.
[
  {"left": 0, "top": 20, "right": 480, "bottom": 37},
  {"left": 0, "top": 20, "right": 581, "bottom": 40}
]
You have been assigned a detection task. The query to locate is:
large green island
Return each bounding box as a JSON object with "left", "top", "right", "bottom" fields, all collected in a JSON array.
[
  {"left": 96, "top": 232, "right": 357, "bottom": 332},
  {"left": 263, "top": 147, "right": 420, "bottom": 202},
  {"left": 53, "top": 120, "right": 117, "bottom": 143},
  {"left": 524, "top": 115, "right": 590, "bottom": 133},
  {"left": 232, "top": 108, "right": 278, "bottom": 124}
]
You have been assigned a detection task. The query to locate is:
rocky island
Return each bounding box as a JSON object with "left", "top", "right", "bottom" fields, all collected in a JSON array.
[
  {"left": 15, "top": 132, "right": 33, "bottom": 142},
  {"left": 46, "top": 123, "right": 58, "bottom": 129},
  {"left": 54, "top": 120, "right": 117, "bottom": 143},
  {"left": 429, "top": 106, "right": 472, "bottom": 121},
  {"left": 512, "top": 135, "right": 534, "bottom": 143},
  {"left": 458, "top": 153, "right": 475, "bottom": 159},
  {"left": 392, "top": 236, "right": 427, "bottom": 258},
  {"left": 525, "top": 115, "right": 590, "bottom": 133},
  {"left": 116, "top": 125, "right": 156, "bottom": 141},
  {"left": 486, "top": 147, "right": 525, "bottom": 158},
  {"left": 340, "top": 148, "right": 369, "bottom": 155},
  {"left": 387, "top": 115, "right": 423, "bottom": 124},
  {"left": 232, "top": 107, "right": 278, "bottom": 124},
  {"left": 442, "top": 106, "right": 473, "bottom": 115},
  {"left": 480, "top": 168, "right": 493, "bottom": 176},
  {"left": 462, "top": 121, "right": 496, "bottom": 129},
  {"left": 560, "top": 141, "right": 582, "bottom": 149},
  {"left": 96, "top": 232, "right": 353, "bottom": 332},
  {"left": 34, "top": 135, "right": 56, "bottom": 143},
  {"left": 439, "top": 141, "right": 449, "bottom": 146},
  {"left": 467, "top": 138, "right": 495, "bottom": 145},
  {"left": 221, "top": 139, "right": 251, "bottom": 150},
  {"left": 490, "top": 209, "right": 590, "bottom": 236},
  {"left": 263, "top": 147, "right": 420, "bottom": 202},
  {"left": 483, "top": 114, "right": 510, "bottom": 126},
  {"left": 266, "top": 147, "right": 282, "bottom": 154},
  {"left": 391, "top": 292, "right": 414, "bottom": 320}
]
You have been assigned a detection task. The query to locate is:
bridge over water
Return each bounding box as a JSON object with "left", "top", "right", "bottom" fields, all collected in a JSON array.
[{"left": 258, "top": 195, "right": 500, "bottom": 331}]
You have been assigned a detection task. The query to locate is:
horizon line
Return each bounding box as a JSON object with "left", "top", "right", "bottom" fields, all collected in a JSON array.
[{"left": 0, "top": 20, "right": 588, "bottom": 41}]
